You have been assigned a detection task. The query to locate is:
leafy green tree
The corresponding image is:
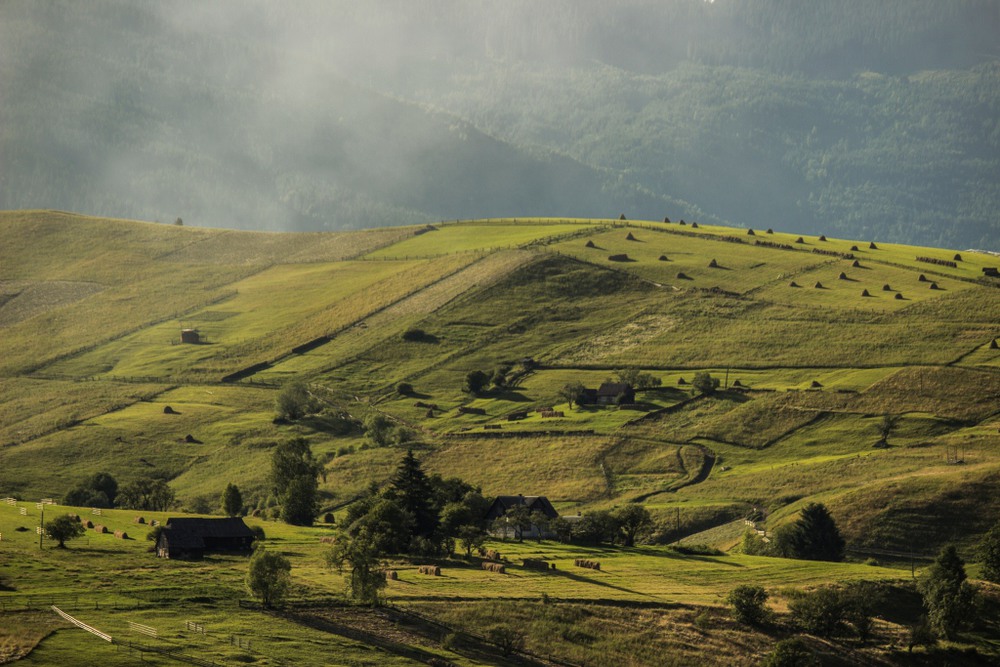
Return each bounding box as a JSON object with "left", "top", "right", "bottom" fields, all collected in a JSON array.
[
  {"left": 463, "top": 369, "right": 491, "bottom": 395},
  {"left": 275, "top": 381, "right": 320, "bottom": 421},
  {"left": 726, "top": 584, "right": 770, "bottom": 626},
  {"left": 45, "top": 514, "right": 86, "bottom": 548},
  {"left": 457, "top": 525, "right": 486, "bottom": 558},
  {"left": 559, "top": 381, "right": 587, "bottom": 408},
  {"left": 363, "top": 413, "right": 395, "bottom": 448},
  {"left": 788, "top": 586, "right": 846, "bottom": 637},
  {"left": 614, "top": 504, "right": 653, "bottom": 547},
  {"left": 64, "top": 471, "right": 118, "bottom": 508},
  {"left": 570, "top": 510, "right": 618, "bottom": 545},
  {"left": 221, "top": 483, "right": 243, "bottom": 517},
  {"left": 486, "top": 624, "right": 525, "bottom": 656},
  {"left": 841, "top": 581, "right": 882, "bottom": 642},
  {"left": 775, "top": 503, "right": 845, "bottom": 562},
  {"left": 761, "top": 637, "right": 819, "bottom": 667},
  {"left": 615, "top": 369, "right": 661, "bottom": 390},
  {"left": 246, "top": 548, "right": 292, "bottom": 609},
  {"left": 117, "top": 477, "right": 176, "bottom": 511},
  {"left": 270, "top": 438, "right": 321, "bottom": 526},
  {"left": 691, "top": 371, "right": 720, "bottom": 396},
  {"left": 344, "top": 498, "right": 415, "bottom": 555},
  {"left": 918, "top": 545, "right": 979, "bottom": 639},
  {"left": 326, "top": 528, "right": 386, "bottom": 605},
  {"left": 978, "top": 519, "right": 1000, "bottom": 583}
]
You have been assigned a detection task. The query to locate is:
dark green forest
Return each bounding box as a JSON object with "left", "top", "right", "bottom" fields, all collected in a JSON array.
[{"left": 1, "top": 0, "right": 998, "bottom": 248}]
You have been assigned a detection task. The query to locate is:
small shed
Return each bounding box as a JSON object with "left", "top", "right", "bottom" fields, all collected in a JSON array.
[{"left": 180, "top": 329, "right": 201, "bottom": 344}]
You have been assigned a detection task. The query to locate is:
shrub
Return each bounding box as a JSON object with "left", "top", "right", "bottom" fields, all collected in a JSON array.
[
  {"left": 401, "top": 328, "right": 435, "bottom": 342},
  {"left": 726, "top": 584, "right": 770, "bottom": 626},
  {"left": 396, "top": 382, "right": 414, "bottom": 395},
  {"left": 788, "top": 587, "right": 845, "bottom": 637},
  {"left": 762, "top": 638, "right": 819, "bottom": 667}
]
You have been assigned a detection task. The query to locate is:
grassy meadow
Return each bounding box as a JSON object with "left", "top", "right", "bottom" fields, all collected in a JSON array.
[{"left": 1, "top": 210, "right": 999, "bottom": 663}]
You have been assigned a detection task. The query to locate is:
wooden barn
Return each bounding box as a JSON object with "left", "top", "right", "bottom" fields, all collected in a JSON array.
[
  {"left": 485, "top": 495, "right": 560, "bottom": 540},
  {"left": 578, "top": 382, "right": 635, "bottom": 406},
  {"left": 156, "top": 517, "right": 256, "bottom": 559},
  {"left": 180, "top": 328, "right": 200, "bottom": 344}
]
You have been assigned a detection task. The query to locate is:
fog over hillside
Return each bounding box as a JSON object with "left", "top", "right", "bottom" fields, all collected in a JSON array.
[{"left": 1, "top": 0, "right": 998, "bottom": 248}]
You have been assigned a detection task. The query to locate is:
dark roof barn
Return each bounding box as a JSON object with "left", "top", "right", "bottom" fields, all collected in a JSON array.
[{"left": 156, "top": 517, "right": 255, "bottom": 559}]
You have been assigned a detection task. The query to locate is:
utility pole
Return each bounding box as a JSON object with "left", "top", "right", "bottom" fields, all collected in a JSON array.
[{"left": 38, "top": 502, "right": 44, "bottom": 549}]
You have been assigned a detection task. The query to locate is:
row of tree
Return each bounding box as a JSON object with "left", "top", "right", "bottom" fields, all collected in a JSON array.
[{"left": 64, "top": 472, "right": 175, "bottom": 511}]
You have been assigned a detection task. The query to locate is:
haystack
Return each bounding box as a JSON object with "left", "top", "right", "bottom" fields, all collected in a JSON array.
[
  {"left": 625, "top": 232, "right": 636, "bottom": 241},
  {"left": 747, "top": 229, "right": 755, "bottom": 236},
  {"left": 869, "top": 241, "right": 878, "bottom": 249},
  {"left": 585, "top": 240, "right": 596, "bottom": 248},
  {"left": 691, "top": 222, "right": 699, "bottom": 228}
]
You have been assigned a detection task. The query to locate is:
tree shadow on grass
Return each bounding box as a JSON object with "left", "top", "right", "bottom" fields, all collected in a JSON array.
[
  {"left": 489, "top": 389, "right": 532, "bottom": 403},
  {"left": 546, "top": 565, "right": 652, "bottom": 598}
]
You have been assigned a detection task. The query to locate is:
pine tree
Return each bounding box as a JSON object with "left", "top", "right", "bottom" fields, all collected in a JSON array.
[
  {"left": 221, "top": 483, "right": 243, "bottom": 517},
  {"left": 783, "top": 503, "right": 845, "bottom": 562},
  {"left": 385, "top": 449, "right": 437, "bottom": 538},
  {"left": 979, "top": 520, "right": 1000, "bottom": 584}
]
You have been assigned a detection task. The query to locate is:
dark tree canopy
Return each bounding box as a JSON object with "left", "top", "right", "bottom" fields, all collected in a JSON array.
[
  {"left": 117, "top": 477, "right": 175, "bottom": 512},
  {"left": 45, "top": 514, "right": 86, "bottom": 548},
  {"left": 246, "top": 548, "right": 291, "bottom": 609},
  {"left": 979, "top": 520, "right": 1000, "bottom": 584},
  {"left": 385, "top": 449, "right": 437, "bottom": 538},
  {"left": 270, "top": 438, "right": 321, "bottom": 526},
  {"left": 919, "top": 545, "right": 979, "bottom": 639},
  {"left": 776, "top": 503, "right": 845, "bottom": 562},
  {"left": 221, "top": 482, "right": 243, "bottom": 517}
]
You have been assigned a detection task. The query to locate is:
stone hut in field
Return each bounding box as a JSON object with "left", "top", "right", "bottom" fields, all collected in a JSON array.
[
  {"left": 156, "top": 517, "right": 255, "bottom": 560},
  {"left": 180, "top": 329, "right": 201, "bottom": 344}
]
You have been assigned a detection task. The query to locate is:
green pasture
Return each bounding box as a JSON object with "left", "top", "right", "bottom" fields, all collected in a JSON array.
[{"left": 364, "top": 221, "right": 600, "bottom": 258}]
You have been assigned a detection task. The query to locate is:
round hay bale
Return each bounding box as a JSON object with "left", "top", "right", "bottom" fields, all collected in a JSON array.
[
  {"left": 385, "top": 570, "right": 398, "bottom": 581},
  {"left": 918, "top": 274, "right": 927, "bottom": 282},
  {"left": 895, "top": 292, "right": 904, "bottom": 300},
  {"left": 658, "top": 255, "right": 668, "bottom": 261},
  {"left": 691, "top": 222, "right": 699, "bottom": 228},
  {"left": 789, "top": 281, "right": 800, "bottom": 287},
  {"left": 882, "top": 284, "right": 891, "bottom": 291},
  {"left": 163, "top": 406, "right": 177, "bottom": 414},
  {"left": 708, "top": 258, "right": 718, "bottom": 268},
  {"left": 861, "top": 289, "right": 871, "bottom": 297},
  {"left": 747, "top": 228, "right": 755, "bottom": 236},
  {"left": 795, "top": 236, "right": 805, "bottom": 244},
  {"left": 585, "top": 239, "right": 596, "bottom": 248},
  {"left": 625, "top": 232, "right": 636, "bottom": 240},
  {"left": 953, "top": 253, "right": 962, "bottom": 261},
  {"left": 114, "top": 530, "right": 128, "bottom": 540},
  {"left": 134, "top": 516, "right": 145, "bottom": 524},
  {"left": 766, "top": 228, "right": 774, "bottom": 234},
  {"left": 818, "top": 235, "right": 827, "bottom": 241},
  {"left": 676, "top": 272, "right": 691, "bottom": 280},
  {"left": 814, "top": 281, "right": 824, "bottom": 288},
  {"left": 94, "top": 524, "right": 107, "bottom": 534},
  {"left": 852, "top": 260, "right": 861, "bottom": 268},
  {"left": 850, "top": 245, "right": 859, "bottom": 251},
  {"left": 608, "top": 253, "right": 630, "bottom": 262},
  {"left": 869, "top": 241, "right": 878, "bottom": 249},
  {"left": 83, "top": 520, "right": 94, "bottom": 529},
  {"left": 838, "top": 272, "right": 848, "bottom": 280}
]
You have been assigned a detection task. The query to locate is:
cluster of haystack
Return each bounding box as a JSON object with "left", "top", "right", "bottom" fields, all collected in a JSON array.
[
  {"left": 575, "top": 558, "right": 601, "bottom": 570},
  {"left": 417, "top": 565, "right": 441, "bottom": 576},
  {"left": 482, "top": 562, "right": 506, "bottom": 573}
]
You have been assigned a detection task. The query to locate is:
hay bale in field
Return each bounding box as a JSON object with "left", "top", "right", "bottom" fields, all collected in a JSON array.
[
  {"left": 574, "top": 558, "right": 601, "bottom": 570},
  {"left": 677, "top": 377, "right": 687, "bottom": 385},
  {"left": 766, "top": 228, "right": 774, "bottom": 234},
  {"left": 481, "top": 548, "right": 502, "bottom": 561},
  {"left": 319, "top": 536, "right": 336, "bottom": 545},
  {"left": 795, "top": 236, "right": 805, "bottom": 244},
  {"left": 676, "top": 272, "right": 691, "bottom": 280},
  {"left": 850, "top": 245, "right": 859, "bottom": 251},
  {"left": 929, "top": 282, "right": 940, "bottom": 290},
  {"left": 838, "top": 272, "right": 848, "bottom": 280},
  {"left": 732, "top": 379, "right": 743, "bottom": 387},
  {"left": 426, "top": 408, "right": 435, "bottom": 418},
  {"left": 918, "top": 274, "right": 928, "bottom": 282},
  {"left": 585, "top": 239, "right": 596, "bottom": 248},
  {"left": 869, "top": 242, "right": 878, "bottom": 249},
  {"left": 620, "top": 214, "right": 627, "bottom": 220},
  {"left": 608, "top": 253, "right": 630, "bottom": 262},
  {"left": 93, "top": 524, "right": 107, "bottom": 534},
  {"left": 895, "top": 292, "right": 904, "bottom": 300},
  {"left": 522, "top": 558, "right": 550, "bottom": 571},
  {"left": 852, "top": 260, "right": 861, "bottom": 268},
  {"left": 818, "top": 235, "right": 827, "bottom": 241},
  {"left": 664, "top": 216, "right": 671, "bottom": 223},
  {"left": 954, "top": 253, "right": 963, "bottom": 261},
  {"left": 114, "top": 530, "right": 128, "bottom": 540},
  {"left": 882, "top": 284, "right": 892, "bottom": 291},
  {"left": 708, "top": 259, "right": 718, "bottom": 268},
  {"left": 417, "top": 565, "right": 441, "bottom": 576},
  {"left": 625, "top": 232, "right": 636, "bottom": 240},
  {"left": 83, "top": 520, "right": 93, "bottom": 529},
  {"left": 861, "top": 289, "right": 871, "bottom": 297},
  {"left": 814, "top": 282, "right": 824, "bottom": 289},
  {"left": 810, "top": 380, "right": 823, "bottom": 388},
  {"left": 385, "top": 570, "right": 398, "bottom": 581},
  {"left": 983, "top": 267, "right": 999, "bottom": 277},
  {"left": 789, "top": 281, "right": 800, "bottom": 287},
  {"left": 658, "top": 254, "right": 668, "bottom": 261},
  {"left": 747, "top": 228, "right": 755, "bottom": 236},
  {"left": 163, "top": 406, "right": 177, "bottom": 414},
  {"left": 184, "top": 434, "right": 201, "bottom": 444},
  {"left": 691, "top": 222, "right": 699, "bottom": 228},
  {"left": 134, "top": 516, "right": 145, "bottom": 524},
  {"left": 482, "top": 562, "right": 506, "bottom": 574},
  {"left": 679, "top": 220, "right": 686, "bottom": 225},
  {"left": 990, "top": 339, "right": 999, "bottom": 349}
]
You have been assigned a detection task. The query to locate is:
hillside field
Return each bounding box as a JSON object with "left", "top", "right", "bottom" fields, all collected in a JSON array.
[{"left": 1, "top": 210, "right": 999, "bottom": 665}]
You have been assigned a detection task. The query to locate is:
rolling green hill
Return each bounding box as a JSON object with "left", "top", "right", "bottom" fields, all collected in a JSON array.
[{"left": 1, "top": 211, "right": 999, "bottom": 664}]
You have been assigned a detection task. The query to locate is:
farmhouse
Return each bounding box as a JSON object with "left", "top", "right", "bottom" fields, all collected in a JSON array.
[
  {"left": 485, "top": 495, "right": 559, "bottom": 540},
  {"left": 156, "top": 517, "right": 256, "bottom": 559},
  {"left": 579, "top": 382, "right": 635, "bottom": 406}
]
